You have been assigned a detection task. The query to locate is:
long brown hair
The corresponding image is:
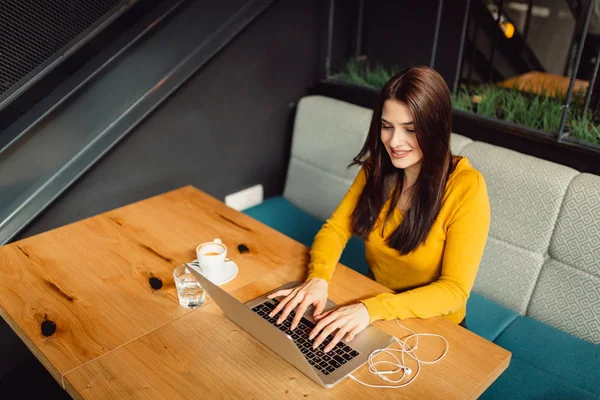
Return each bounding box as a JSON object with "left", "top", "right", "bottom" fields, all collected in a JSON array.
[{"left": 350, "top": 66, "right": 454, "bottom": 255}]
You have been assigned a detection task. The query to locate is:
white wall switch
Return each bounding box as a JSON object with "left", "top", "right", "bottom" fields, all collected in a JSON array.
[{"left": 225, "top": 184, "right": 264, "bottom": 211}]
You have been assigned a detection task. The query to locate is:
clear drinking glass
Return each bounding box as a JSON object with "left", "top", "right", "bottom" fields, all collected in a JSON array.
[{"left": 173, "top": 264, "right": 206, "bottom": 308}]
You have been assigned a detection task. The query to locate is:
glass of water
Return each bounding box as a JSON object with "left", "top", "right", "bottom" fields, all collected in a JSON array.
[{"left": 173, "top": 264, "right": 206, "bottom": 309}]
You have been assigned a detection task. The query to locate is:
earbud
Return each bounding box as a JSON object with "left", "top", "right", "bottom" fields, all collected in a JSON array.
[{"left": 347, "top": 320, "right": 449, "bottom": 389}]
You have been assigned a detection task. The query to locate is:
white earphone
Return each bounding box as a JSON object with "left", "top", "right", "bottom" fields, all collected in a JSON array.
[{"left": 348, "top": 320, "right": 449, "bottom": 389}]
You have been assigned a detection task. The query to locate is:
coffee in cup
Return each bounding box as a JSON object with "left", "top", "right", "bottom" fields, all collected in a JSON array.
[{"left": 196, "top": 238, "right": 227, "bottom": 281}]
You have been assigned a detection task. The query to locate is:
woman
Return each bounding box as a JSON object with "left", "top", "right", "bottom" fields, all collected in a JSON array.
[{"left": 268, "top": 66, "right": 490, "bottom": 354}]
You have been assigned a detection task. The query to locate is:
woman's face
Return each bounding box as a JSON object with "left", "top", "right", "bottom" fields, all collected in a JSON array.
[{"left": 380, "top": 99, "right": 424, "bottom": 171}]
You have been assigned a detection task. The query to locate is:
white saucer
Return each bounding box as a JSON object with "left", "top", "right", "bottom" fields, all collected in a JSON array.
[{"left": 187, "top": 259, "right": 239, "bottom": 285}]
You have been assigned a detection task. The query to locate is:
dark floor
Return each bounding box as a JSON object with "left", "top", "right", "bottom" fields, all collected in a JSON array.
[{"left": 0, "top": 359, "right": 70, "bottom": 399}]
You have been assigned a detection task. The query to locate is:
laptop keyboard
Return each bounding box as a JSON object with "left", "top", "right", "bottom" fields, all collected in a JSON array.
[{"left": 251, "top": 298, "right": 360, "bottom": 376}]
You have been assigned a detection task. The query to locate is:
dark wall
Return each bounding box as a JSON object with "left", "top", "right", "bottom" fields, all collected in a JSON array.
[
  {"left": 15, "top": 0, "right": 322, "bottom": 240},
  {"left": 328, "top": 0, "right": 469, "bottom": 91},
  {"left": 363, "top": 1, "right": 438, "bottom": 68}
]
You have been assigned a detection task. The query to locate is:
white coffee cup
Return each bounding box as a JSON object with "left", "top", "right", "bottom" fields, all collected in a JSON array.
[{"left": 196, "top": 238, "right": 227, "bottom": 281}]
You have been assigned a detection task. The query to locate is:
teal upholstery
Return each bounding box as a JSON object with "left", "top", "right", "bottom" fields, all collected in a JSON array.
[
  {"left": 244, "top": 197, "right": 322, "bottom": 249},
  {"left": 480, "top": 357, "right": 598, "bottom": 400},
  {"left": 244, "top": 197, "right": 369, "bottom": 276},
  {"left": 493, "top": 317, "right": 600, "bottom": 397},
  {"left": 466, "top": 292, "right": 518, "bottom": 342}
]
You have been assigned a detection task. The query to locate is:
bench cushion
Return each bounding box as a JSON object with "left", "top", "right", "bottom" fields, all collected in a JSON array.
[
  {"left": 243, "top": 196, "right": 323, "bottom": 249},
  {"left": 480, "top": 357, "right": 598, "bottom": 400},
  {"left": 529, "top": 173, "right": 600, "bottom": 344},
  {"left": 459, "top": 142, "right": 579, "bottom": 315},
  {"left": 283, "top": 96, "right": 367, "bottom": 222},
  {"left": 450, "top": 132, "right": 473, "bottom": 154},
  {"left": 243, "top": 196, "right": 369, "bottom": 275},
  {"left": 466, "top": 292, "right": 518, "bottom": 342},
  {"left": 492, "top": 316, "right": 600, "bottom": 397}
]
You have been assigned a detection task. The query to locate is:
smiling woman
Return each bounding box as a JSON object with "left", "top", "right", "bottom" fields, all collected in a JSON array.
[
  {"left": 350, "top": 66, "right": 456, "bottom": 255},
  {"left": 269, "top": 66, "right": 491, "bottom": 353}
]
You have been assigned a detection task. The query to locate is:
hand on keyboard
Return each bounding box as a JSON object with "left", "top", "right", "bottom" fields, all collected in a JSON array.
[
  {"left": 267, "top": 278, "right": 328, "bottom": 330},
  {"left": 252, "top": 300, "right": 361, "bottom": 375},
  {"left": 309, "top": 302, "right": 370, "bottom": 353}
]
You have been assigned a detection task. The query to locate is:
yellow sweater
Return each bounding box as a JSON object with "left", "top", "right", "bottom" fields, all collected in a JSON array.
[{"left": 306, "top": 156, "right": 490, "bottom": 324}]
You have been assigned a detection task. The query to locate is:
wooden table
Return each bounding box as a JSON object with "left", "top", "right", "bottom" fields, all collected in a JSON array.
[{"left": 0, "top": 186, "right": 511, "bottom": 399}]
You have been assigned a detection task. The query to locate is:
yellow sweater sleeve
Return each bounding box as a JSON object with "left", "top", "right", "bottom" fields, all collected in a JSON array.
[
  {"left": 359, "top": 171, "right": 491, "bottom": 322},
  {"left": 306, "top": 167, "right": 367, "bottom": 283}
]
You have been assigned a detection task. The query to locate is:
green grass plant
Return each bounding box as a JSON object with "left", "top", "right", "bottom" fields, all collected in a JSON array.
[
  {"left": 473, "top": 85, "right": 505, "bottom": 119},
  {"left": 334, "top": 59, "right": 600, "bottom": 145},
  {"left": 569, "top": 112, "right": 600, "bottom": 145},
  {"left": 335, "top": 59, "right": 396, "bottom": 89},
  {"left": 452, "top": 88, "right": 474, "bottom": 112}
]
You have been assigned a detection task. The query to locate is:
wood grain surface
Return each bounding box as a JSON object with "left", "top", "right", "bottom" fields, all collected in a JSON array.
[
  {"left": 0, "top": 186, "right": 510, "bottom": 399},
  {"left": 64, "top": 262, "right": 510, "bottom": 399},
  {"left": 0, "top": 186, "right": 307, "bottom": 383}
]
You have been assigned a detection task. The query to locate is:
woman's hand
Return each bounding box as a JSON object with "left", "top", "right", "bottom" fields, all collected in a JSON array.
[
  {"left": 309, "top": 303, "right": 370, "bottom": 353},
  {"left": 267, "top": 278, "right": 328, "bottom": 330}
]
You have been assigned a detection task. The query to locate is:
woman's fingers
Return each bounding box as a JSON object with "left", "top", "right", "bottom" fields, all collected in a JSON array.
[
  {"left": 312, "top": 315, "right": 348, "bottom": 349},
  {"left": 268, "top": 288, "right": 298, "bottom": 318},
  {"left": 307, "top": 303, "right": 371, "bottom": 352},
  {"left": 309, "top": 309, "right": 339, "bottom": 340},
  {"left": 313, "top": 299, "right": 327, "bottom": 319},
  {"left": 277, "top": 291, "right": 304, "bottom": 323},
  {"left": 344, "top": 324, "right": 363, "bottom": 343},
  {"left": 325, "top": 321, "right": 356, "bottom": 353},
  {"left": 314, "top": 308, "right": 333, "bottom": 321},
  {"left": 292, "top": 296, "right": 313, "bottom": 330}
]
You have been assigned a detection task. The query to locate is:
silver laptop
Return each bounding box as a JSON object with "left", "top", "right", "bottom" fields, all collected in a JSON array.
[{"left": 187, "top": 265, "right": 394, "bottom": 388}]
